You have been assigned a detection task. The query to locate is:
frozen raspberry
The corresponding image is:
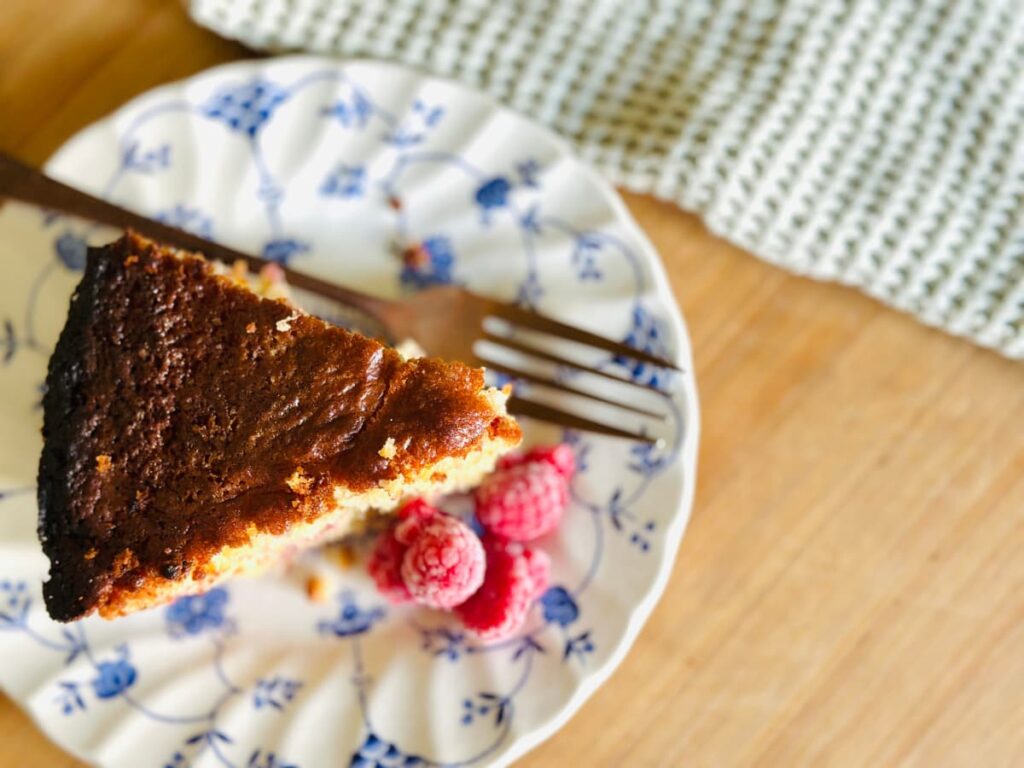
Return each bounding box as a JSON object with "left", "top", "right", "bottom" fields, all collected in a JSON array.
[
  {"left": 497, "top": 443, "right": 576, "bottom": 478},
  {"left": 522, "top": 546, "right": 551, "bottom": 599},
  {"left": 367, "top": 528, "right": 411, "bottom": 604},
  {"left": 395, "top": 497, "right": 440, "bottom": 545},
  {"left": 496, "top": 452, "right": 525, "bottom": 471},
  {"left": 524, "top": 443, "right": 576, "bottom": 480},
  {"left": 455, "top": 538, "right": 535, "bottom": 640},
  {"left": 401, "top": 516, "right": 485, "bottom": 609},
  {"left": 484, "top": 539, "right": 549, "bottom": 598},
  {"left": 474, "top": 461, "right": 568, "bottom": 541}
]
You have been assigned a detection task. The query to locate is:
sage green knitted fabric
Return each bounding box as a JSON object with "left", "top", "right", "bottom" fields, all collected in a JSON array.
[{"left": 190, "top": 0, "right": 1024, "bottom": 356}]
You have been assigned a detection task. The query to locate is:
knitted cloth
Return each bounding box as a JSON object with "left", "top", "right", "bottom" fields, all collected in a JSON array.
[{"left": 189, "top": 0, "right": 1024, "bottom": 357}]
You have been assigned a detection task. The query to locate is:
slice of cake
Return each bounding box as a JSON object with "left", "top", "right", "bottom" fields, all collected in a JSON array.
[{"left": 37, "top": 233, "right": 520, "bottom": 621}]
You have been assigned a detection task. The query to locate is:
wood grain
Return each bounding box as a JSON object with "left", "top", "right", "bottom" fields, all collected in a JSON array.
[{"left": 2, "top": 3, "right": 1023, "bottom": 766}]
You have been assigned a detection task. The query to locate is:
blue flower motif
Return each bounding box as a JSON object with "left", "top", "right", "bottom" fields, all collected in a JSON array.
[
  {"left": 55, "top": 681, "right": 86, "bottom": 715},
  {"left": 253, "top": 677, "right": 303, "bottom": 711},
  {"left": 186, "top": 729, "right": 232, "bottom": 749},
  {"left": 122, "top": 142, "right": 171, "bottom": 174},
  {"left": 383, "top": 100, "right": 444, "bottom": 147},
  {"left": 165, "top": 588, "right": 230, "bottom": 637},
  {"left": 629, "top": 531, "right": 651, "bottom": 553},
  {"left": 563, "top": 631, "right": 595, "bottom": 663},
  {"left": 400, "top": 235, "right": 455, "bottom": 289},
  {"left": 202, "top": 79, "right": 289, "bottom": 137},
  {"left": 562, "top": 430, "right": 591, "bottom": 473},
  {"left": 262, "top": 238, "right": 310, "bottom": 265},
  {"left": 247, "top": 748, "right": 299, "bottom": 768},
  {"left": 258, "top": 181, "right": 284, "bottom": 205},
  {"left": 613, "top": 305, "right": 672, "bottom": 387},
  {"left": 55, "top": 232, "right": 87, "bottom": 271},
  {"left": 0, "top": 579, "right": 30, "bottom": 626},
  {"left": 321, "top": 89, "right": 374, "bottom": 129},
  {"left": 318, "top": 592, "right": 385, "bottom": 638},
  {"left": 516, "top": 159, "right": 541, "bottom": 188},
  {"left": 511, "top": 634, "right": 546, "bottom": 661},
  {"left": 474, "top": 177, "right": 512, "bottom": 213},
  {"left": 608, "top": 487, "right": 630, "bottom": 531},
  {"left": 154, "top": 204, "right": 214, "bottom": 240},
  {"left": 57, "top": 627, "right": 88, "bottom": 665},
  {"left": 519, "top": 204, "right": 542, "bottom": 233},
  {"left": 413, "top": 100, "right": 445, "bottom": 127},
  {"left": 628, "top": 441, "right": 668, "bottom": 477},
  {"left": 91, "top": 656, "right": 137, "bottom": 699},
  {"left": 320, "top": 164, "right": 366, "bottom": 198},
  {"left": 350, "top": 733, "right": 422, "bottom": 767},
  {"left": 461, "top": 692, "right": 510, "bottom": 727},
  {"left": 571, "top": 234, "right": 604, "bottom": 281},
  {"left": 417, "top": 626, "right": 468, "bottom": 661},
  {"left": 540, "top": 586, "right": 579, "bottom": 627},
  {"left": 516, "top": 272, "right": 543, "bottom": 306}
]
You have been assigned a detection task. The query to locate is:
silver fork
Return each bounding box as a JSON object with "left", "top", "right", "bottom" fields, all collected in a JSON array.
[{"left": 0, "top": 151, "right": 677, "bottom": 442}]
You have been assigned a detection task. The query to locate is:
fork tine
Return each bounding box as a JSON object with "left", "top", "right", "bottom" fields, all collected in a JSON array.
[
  {"left": 507, "top": 396, "right": 659, "bottom": 443},
  {"left": 478, "top": 357, "right": 666, "bottom": 419},
  {"left": 489, "top": 300, "right": 680, "bottom": 371},
  {"left": 482, "top": 330, "right": 664, "bottom": 393}
]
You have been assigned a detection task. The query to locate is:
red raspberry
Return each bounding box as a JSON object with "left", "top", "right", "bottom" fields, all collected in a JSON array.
[
  {"left": 524, "top": 443, "right": 576, "bottom": 480},
  {"left": 401, "top": 516, "right": 485, "bottom": 609},
  {"left": 474, "top": 461, "right": 568, "bottom": 541},
  {"left": 497, "top": 443, "right": 576, "bottom": 478},
  {"left": 367, "top": 528, "right": 411, "bottom": 604},
  {"left": 496, "top": 452, "right": 525, "bottom": 471},
  {"left": 522, "top": 546, "right": 551, "bottom": 599},
  {"left": 395, "top": 497, "right": 440, "bottom": 546},
  {"left": 455, "top": 538, "right": 535, "bottom": 640}
]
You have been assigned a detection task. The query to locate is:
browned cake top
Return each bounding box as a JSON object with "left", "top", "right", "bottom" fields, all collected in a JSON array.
[{"left": 38, "top": 233, "right": 516, "bottom": 621}]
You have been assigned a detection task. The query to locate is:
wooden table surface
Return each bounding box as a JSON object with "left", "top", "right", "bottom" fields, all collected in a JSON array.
[{"left": 3, "top": 2, "right": 1024, "bottom": 766}]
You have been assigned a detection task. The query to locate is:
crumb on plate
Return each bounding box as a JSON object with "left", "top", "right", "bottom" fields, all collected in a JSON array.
[{"left": 306, "top": 574, "right": 330, "bottom": 603}]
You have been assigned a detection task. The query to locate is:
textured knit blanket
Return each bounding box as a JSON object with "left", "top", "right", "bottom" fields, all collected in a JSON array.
[{"left": 190, "top": 0, "right": 1024, "bottom": 357}]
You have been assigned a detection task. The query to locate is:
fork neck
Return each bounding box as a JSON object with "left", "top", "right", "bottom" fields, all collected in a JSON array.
[{"left": 276, "top": 268, "right": 398, "bottom": 322}]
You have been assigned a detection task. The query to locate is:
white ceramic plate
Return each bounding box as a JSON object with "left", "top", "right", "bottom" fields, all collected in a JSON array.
[{"left": 0, "top": 57, "right": 698, "bottom": 767}]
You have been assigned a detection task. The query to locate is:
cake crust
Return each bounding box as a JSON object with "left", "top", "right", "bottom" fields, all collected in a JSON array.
[{"left": 38, "top": 233, "right": 519, "bottom": 621}]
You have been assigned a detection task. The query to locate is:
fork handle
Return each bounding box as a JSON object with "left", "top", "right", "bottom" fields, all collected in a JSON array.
[{"left": 0, "top": 151, "right": 396, "bottom": 321}]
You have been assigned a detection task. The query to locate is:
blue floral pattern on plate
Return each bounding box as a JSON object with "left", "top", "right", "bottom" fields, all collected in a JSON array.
[{"left": 0, "top": 57, "right": 698, "bottom": 768}]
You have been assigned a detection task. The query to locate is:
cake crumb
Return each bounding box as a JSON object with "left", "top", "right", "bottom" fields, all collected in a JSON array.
[
  {"left": 286, "top": 467, "right": 312, "bottom": 495},
  {"left": 306, "top": 574, "right": 330, "bottom": 603},
  {"left": 231, "top": 260, "right": 249, "bottom": 284},
  {"left": 245, "top": 322, "right": 256, "bottom": 334},
  {"left": 395, "top": 339, "right": 426, "bottom": 359},
  {"left": 323, "top": 543, "right": 359, "bottom": 569},
  {"left": 276, "top": 312, "right": 298, "bottom": 332},
  {"left": 123, "top": 254, "right": 139, "bottom": 267},
  {"left": 378, "top": 437, "right": 397, "bottom": 459},
  {"left": 258, "top": 264, "right": 291, "bottom": 301},
  {"left": 96, "top": 454, "right": 112, "bottom": 474},
  {"left": 259, "top": 263, "right": 285, "bottom": 284},
  {"left": 84, "top": 548, "right": 97, "bottom": 561}
]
